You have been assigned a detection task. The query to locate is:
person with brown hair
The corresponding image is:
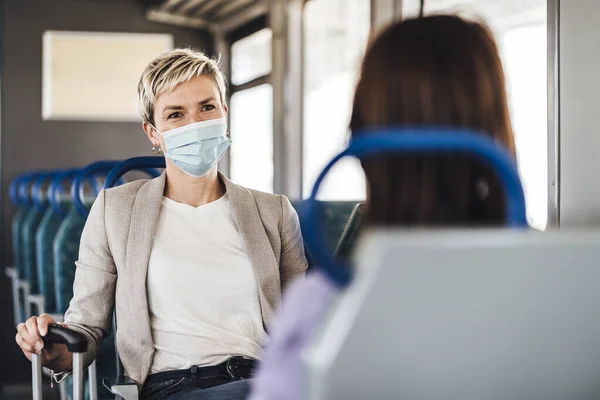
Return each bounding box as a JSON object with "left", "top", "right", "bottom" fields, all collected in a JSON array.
[{"left": 249, "top": 14, "right": 517, "bottom": 400}]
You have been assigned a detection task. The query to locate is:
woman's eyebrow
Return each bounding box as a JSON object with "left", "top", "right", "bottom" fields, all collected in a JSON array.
[
  {"left": 162, "top": 105, "right": 184, "bottom": 113},
  {"left": 199, "top": 96, "right": 216, "bottom": 105}
]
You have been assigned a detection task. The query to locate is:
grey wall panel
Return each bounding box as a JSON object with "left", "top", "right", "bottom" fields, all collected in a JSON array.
[
  {"left": 0, "top": 0, "right": 212, "bottom": 383},
  {"left": 558, "top": 0, "right": 600, "bottom": 226}
]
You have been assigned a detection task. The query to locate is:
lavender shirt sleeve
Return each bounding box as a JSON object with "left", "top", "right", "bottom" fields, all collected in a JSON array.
[{"left": 249, "top": 271, "right": 338, "bottom": 400}]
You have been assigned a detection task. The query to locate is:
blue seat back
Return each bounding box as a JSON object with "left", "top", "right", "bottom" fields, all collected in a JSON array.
[
  {"left": 54, "top": 161, "right": 125, "bottom": 313},
  {"left": 54, "top": 205, "right": 88, "bottom": 313},
  {"left": 13, "top": 173, "right": 38, "bottom": 282},
  {"left": 303, "top": 128, "right": 527, "bottom": 287},
  {"left": 36, "top": 170, "right": 79, "bottom": 313},
  {"left": 10, "top": 174, "right": 34, "bottom": 322},
  {"left": 291, "top": 200, "right": 360, "bottom": 269},
  {"left": 21, "top": 173, "right": 54, "bottom": 297},
  {"left": 9, "top": 175, "right": 24, "bottom": 274},
  {"left": 334, "top": 202, "right": 365, "bottom": 262}
]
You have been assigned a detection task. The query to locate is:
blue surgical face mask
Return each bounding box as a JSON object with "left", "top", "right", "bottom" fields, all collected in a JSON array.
[{"left": 157, "top": 117, "right": 231, "bottom": 178}]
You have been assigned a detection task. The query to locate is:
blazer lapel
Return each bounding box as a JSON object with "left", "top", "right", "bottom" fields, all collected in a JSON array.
[
  {"left": 122, "top": 173, "right": 165, "bottom": 380},
  {"left": 220, "top": 172, "right": 280, "bottom": 326}
]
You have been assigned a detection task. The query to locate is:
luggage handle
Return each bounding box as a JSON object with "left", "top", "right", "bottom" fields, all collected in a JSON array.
[
  {"left": 32, "top": 324, "right": 88, "bottom": 400},
  {"left": 43, "top": 324, "right": 88, "bottom": 353}
]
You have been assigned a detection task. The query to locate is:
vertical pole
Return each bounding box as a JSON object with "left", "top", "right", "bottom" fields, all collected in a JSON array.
[
  {"left": 32, "top": 354, "right": 43, "bottom": 400},
  {"left": 73, "top": 353, "right": 84, "bottom": 400},
  {"left": 270, "top": 0, "right": 303, "bottom": 199},
  {"left": 547, "top": 0, "right": 560, "bottom": 227},
  {"left": 214, "top": 27, "right": 232, "bottom": 177},
  {"left": 88, "top": 360, "right": 98, "bottom": 400}
]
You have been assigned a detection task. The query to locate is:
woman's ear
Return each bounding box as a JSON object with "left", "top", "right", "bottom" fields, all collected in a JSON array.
[{"left": 142, "top": 121, "right": 160, "bottom": 147}]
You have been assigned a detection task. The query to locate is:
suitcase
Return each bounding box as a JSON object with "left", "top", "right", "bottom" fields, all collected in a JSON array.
[{"left": 32, "top": 324, "right": 88, "bottom": 400}]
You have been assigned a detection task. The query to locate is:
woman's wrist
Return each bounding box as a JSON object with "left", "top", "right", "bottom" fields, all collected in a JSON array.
[{"left": 46, "top": 344, "right": 73, "bottom": 373}]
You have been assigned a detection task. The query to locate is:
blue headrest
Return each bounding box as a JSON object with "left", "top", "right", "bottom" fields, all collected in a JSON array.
[
  {"left": 17, "top": 172, "right": 44, "bottom": 207},
  {"left": 31, "top": 172, "right": 55, "bottom": 210},
  {"left": 72, "top": 161, "right": 124, "bottom": 217},
  {"left": 302, "top": 128, "right": 527, "bottom": 288},
  {"left": 48, "top": 169, "right": 80, "bottom": 217},
  {"left": 9, "top": 175, "right": 24, "bottom": 205},
  {"left": 103, "top": 156, "right": 165, "bottom": 190}
]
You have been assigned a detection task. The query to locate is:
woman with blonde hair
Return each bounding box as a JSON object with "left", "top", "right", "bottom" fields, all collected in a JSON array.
[{"left": 16, "top": 48, "right": 308, "bottom": 399}]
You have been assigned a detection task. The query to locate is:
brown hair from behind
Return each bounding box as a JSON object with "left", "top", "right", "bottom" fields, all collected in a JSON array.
[{"left": 350, "top": 15, "right": 515, "bottom": 227}]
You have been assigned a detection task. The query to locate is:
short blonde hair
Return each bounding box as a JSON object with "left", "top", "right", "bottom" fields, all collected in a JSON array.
[{"left": 137, "top": 48, "right": 227, "bottom": 124}]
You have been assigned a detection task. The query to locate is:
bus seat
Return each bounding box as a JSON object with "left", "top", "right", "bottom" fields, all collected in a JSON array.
[
  {"left": 302, "top": 129, "right": 529, "bottom": 398},
  {"left": 7, "top": 174, "right": 31, "bottom": 325},
  {"left": 305, "top": 229, "right": 600, "bottom": 400},
  {"left": 54, "top": 161, "right": 125, "bottom": 314},
  {"left": 11, "top": 204, "right": 28, "bottom": 284},
  {"left": 36, "top": 170, "right": 79, "bottom": 316},
  {"left": 291, "top": 200, "right": 360, "bottom": 269},
  {"left": 333, "top": 202, "right": 365, "bottom": 261},
  {"left": 14, "top": 173, "right": 44, "bottom": 322},
  {"left": 36, "top": 206, "right": 65, "bottom": 314},
  {"left": 21, "top": 173, "right": 54, "bottom": 315},
  {"left": 53, "top": 204, "right": 89, "bottom": 314}
]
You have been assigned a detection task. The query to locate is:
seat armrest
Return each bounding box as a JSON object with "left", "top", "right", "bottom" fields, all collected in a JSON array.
[
  {"left": 5, "top": 267, "right": 21, "bottom": 326},
  {"left": 102, "top": 376, "right": 139, "bottom": 400},
  {"left": 17, "top": 280, "right": 31, "bottom": 321},
  {"left": 5, "top": 267, "right": 16, "bottom": 278},
  {"left": 28, "top": 294, "right": 46, "bottom": 315}
]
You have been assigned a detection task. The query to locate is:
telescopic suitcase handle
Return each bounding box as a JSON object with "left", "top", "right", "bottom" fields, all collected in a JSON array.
[{"left": 32, "top": 324, "right": 88, "bottom": 400}]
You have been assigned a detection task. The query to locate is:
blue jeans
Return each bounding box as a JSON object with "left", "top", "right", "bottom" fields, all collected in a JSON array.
[
  {"left": 140, "top": 357, "right": 255, "bottom": 400},
  {"left": 142, "top": 376, "right": 252, "bottom": 400},
  {"left": 168, "top": 379, "right": 251, "bottom": 399}
]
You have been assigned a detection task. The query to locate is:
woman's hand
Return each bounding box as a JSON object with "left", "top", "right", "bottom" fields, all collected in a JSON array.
[{"left": 15, "top": 314, "right": 72, "bottom": 372}]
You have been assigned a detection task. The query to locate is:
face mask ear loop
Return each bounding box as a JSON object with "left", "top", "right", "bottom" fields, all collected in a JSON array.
[
  {"left": 148, "top": 122, "right": 162, "bottom": 148},
  {"left": 149, "top": 123, "right": 161, "bottom": 135}
]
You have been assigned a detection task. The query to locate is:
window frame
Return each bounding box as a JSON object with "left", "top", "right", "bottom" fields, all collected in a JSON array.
[{"left": 226, "top": 15, "right": 275, "bottom": 191}]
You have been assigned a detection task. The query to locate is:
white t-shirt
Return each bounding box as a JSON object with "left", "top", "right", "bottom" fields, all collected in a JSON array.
[{"left": 146, "top": 193, "right": 267, "bottom": 373}]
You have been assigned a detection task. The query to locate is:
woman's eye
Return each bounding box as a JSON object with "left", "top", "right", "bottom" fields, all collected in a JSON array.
[
  {"left": 167, "top": 112, "right": 182, "bottom": 119},
  {"left": 202, "top": 104, "right": 216, "bottom": 112},
  {"left": 167, "top": 111, "right": 183, "bottom": 119}
]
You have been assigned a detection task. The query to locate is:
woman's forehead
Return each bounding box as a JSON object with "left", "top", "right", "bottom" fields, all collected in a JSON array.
[{"left": 156, "top": 75, "right": 219, "bottom": 106}]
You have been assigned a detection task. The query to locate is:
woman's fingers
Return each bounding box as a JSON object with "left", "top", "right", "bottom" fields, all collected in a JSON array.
[
  {"left": 37, "top": 314, "right": 56, "bottom": 337},
  {"left": 25, "top": 316, "right": 44, "bottom": 353},
  {"left": 15, "top": 329, "right": 35, "bottom": 354}
]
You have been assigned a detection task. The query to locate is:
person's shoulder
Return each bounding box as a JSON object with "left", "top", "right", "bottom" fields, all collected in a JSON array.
[
  {"left": 103, "top": 176, "right": 162, "bottom": 207},
  {"left": 104, "top": 179, "right": 147, "bottom": 199},
  {"left": 245, "top": 187, "right": 298, "bottom": 221},
  {"left": 222, "top": 174, "right": 296, "bottom": 221},
  {"left": 226, "top": 178, "right": 287, "bottom": 208},
  {"left": 248, "top": 187, "right": 286, "bottom": 205}
]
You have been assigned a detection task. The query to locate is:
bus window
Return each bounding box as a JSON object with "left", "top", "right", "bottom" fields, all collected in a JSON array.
[
  {"left": 230, "top": 27, "right": 274, "bottom": 192},
  {"left": 302, "top": 0, "right": 370, "bottom": 200},
  {"left": 231, "top": 28, "right": 273, "bottom": 86},
  {"left": 230, "top": 84, "right": 274, "bottom": 193}
]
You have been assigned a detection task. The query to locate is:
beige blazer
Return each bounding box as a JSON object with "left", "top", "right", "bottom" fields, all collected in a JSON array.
[{"left": 62, "top": 172, "right": 308, "bottom": 385}]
